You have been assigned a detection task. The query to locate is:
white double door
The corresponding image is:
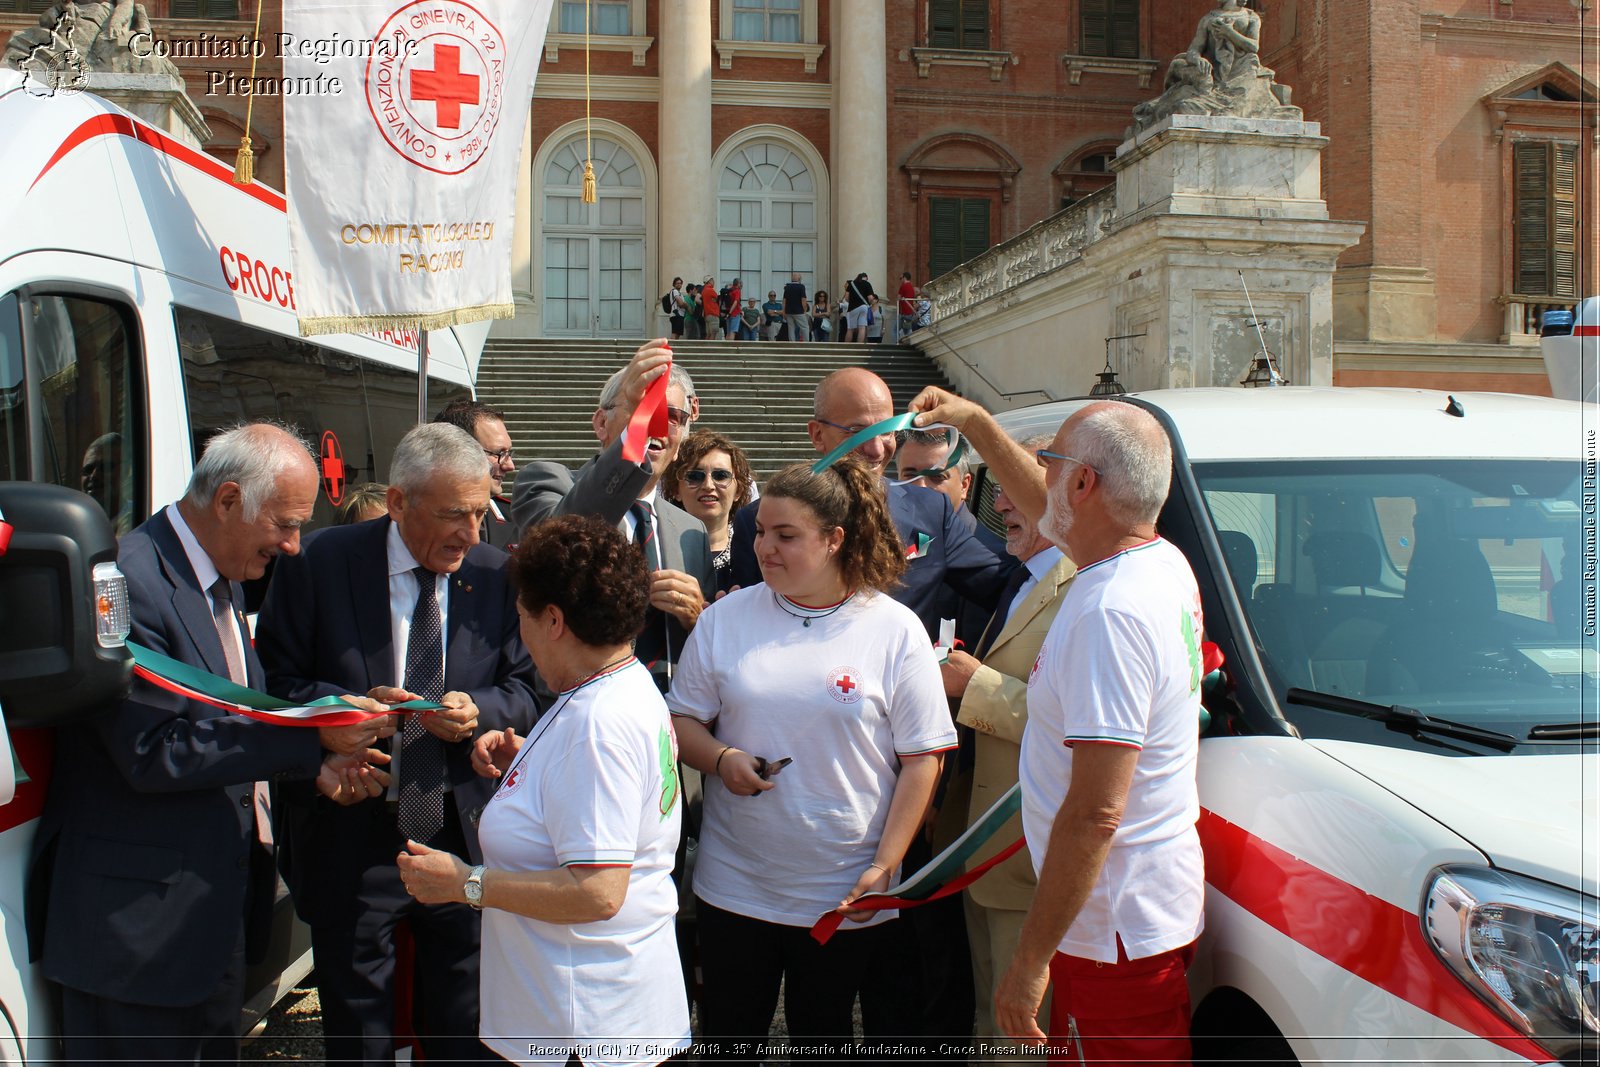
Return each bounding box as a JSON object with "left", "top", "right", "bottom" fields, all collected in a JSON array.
[{"left": 542, "top": 234, "right": 646, "bottom": 339}]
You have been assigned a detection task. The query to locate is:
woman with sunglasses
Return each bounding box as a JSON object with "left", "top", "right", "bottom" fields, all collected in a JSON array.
[
  {"left": 663, "top": 430, "right": 754, "bottom": 595},
  {"left": 809, "top": 291, "right": 832, "bottom": 342},
  {"left": 668, "top": 457, "right": 955, "bottom": 1063}
]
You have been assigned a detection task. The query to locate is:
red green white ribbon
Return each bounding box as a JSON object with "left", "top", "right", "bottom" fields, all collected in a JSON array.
[
  {"left": 810, "top": 781, "right": 1023, "bottom": 944},
  {"left": 128, "top": 640, "right": 438, "bottom": 727}
]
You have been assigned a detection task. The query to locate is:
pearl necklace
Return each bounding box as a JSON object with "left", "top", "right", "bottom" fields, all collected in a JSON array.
[{"left": 772, "top": 589, "right": 856, "bottom": 627}]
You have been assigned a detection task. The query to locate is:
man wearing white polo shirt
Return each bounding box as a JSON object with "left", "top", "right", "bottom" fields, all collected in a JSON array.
[{"left": 905, "top": 390, "right": 1204, "bottom": 1066}]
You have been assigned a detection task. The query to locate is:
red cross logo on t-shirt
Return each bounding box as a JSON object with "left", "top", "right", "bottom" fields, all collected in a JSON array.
[
  {"left": 827, "top": 666, "right": 863, "bottom": 704},
  {"left": 410, "top": 44, "right": 479, "bottom": 130}
]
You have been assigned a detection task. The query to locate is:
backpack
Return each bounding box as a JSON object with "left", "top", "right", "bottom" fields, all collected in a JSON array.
[
  {"left": 661, "top": 292, "right": 674, "bottom": 314},
  {"left": 718, "top": 286, "right": 733, "bottom": 317}
]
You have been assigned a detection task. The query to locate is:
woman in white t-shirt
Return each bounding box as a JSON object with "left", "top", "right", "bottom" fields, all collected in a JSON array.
[
  {"left": 399, "top": 515, "right": 689, "bottom": 1067},
  {"left": 669, "top": 457, "right": 955, "bottom": 1060}
]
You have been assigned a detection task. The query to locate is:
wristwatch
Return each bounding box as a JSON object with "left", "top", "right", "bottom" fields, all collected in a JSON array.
[{"left": 463, "top": 865, "right": 486, "bottom": 910}]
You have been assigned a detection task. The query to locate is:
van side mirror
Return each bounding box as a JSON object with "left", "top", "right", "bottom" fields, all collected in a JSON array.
[{"left": 0, "top": 483, "right": 132, "bottom": 727}]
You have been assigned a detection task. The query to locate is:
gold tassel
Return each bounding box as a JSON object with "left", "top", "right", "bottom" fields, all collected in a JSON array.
[
  {"left": 233, "top": 135, "right": 254, "bottom": 185},
  {"left": 581, "top": 160, "right": 597, "bottom": 204}
]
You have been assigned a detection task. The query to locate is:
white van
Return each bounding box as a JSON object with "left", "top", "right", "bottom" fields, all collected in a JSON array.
[
  {"left": 0, "top": 69, "right": 488, "bottom": 1059},
  {"left": 981, "top": 387, "right": 1597, "bottom": 1065}
]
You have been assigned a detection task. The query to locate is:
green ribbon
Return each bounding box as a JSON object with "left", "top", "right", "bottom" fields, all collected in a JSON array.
[
  {"left": 889, "top": 781, "right": 1020, "bottom": 900},
  {"left": 128, "top": 641, "right": 442, "bottom": 713},
  {"left": 810, "top": 413, "right": 967, "bottom": 477}
]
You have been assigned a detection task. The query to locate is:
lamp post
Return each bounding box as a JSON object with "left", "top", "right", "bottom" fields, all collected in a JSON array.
[
  {"left": 1092, "top": 333, "right": 1144, "bottom": 396},
  {"left": 1236, "top": 271, "right": 1290, "bottom": 388}
]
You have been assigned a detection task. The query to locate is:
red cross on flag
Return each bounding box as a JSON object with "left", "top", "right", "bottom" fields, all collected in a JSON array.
[{"left": 280, "top": 0, "right": 554, "bottom": 336}]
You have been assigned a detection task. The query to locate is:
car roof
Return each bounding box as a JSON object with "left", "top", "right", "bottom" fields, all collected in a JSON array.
[{"left": 993, "top": 387, "right": 1587, "bottom": 462}]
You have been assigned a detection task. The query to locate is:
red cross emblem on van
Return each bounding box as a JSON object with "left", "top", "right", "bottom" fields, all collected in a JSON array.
[{"left": 320, "top": 431, "right": 346, "bottom": 507}]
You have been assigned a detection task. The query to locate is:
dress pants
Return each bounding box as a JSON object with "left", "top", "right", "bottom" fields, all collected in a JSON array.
[
  {"left": 59, "top": 924, "right": 246, "bottom": 1064},
  {"left": 312, "top": 797, "right": 491, "bottom": 1066}
]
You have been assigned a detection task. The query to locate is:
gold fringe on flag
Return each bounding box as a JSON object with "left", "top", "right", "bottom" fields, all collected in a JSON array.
[
  {"left": 233, "top": 0, "right": 266, "bottom": 184},
  {"left": 581, "top": 0, "right": 597, "bottom": 203}
]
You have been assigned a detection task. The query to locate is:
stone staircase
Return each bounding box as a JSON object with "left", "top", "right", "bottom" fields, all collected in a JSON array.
[{"left": 476, "top": 339, "right": 953, "bottom": 481}]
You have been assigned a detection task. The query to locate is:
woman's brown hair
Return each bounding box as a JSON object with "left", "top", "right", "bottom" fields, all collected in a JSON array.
[
  {"left": 511, "top": 514, "right": 649, "bottom": 646},
  {"left": 663, "top": 430, "right": 754, "bottom": 514},
  {"left": 762, "top": 456, "right": 906, "bottom": 594}
]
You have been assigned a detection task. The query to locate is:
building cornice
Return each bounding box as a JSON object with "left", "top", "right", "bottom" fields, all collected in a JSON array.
[
  {"left": 534, "top": 74, "right": 831, "bottom": 110},
  {"left": 714, "top": 40, "right": 826, "bottom": 75},
  {"left": 1421, "top": 14, "right": 1582, "bottom": 47},
  {"left": 544, "top": 33, "right": 654, "bottom": 67}
]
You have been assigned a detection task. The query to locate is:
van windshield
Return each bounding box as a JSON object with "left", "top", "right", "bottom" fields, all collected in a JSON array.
[{"left": 1196, "top": 459, "right": 1591, "bottom": 744}]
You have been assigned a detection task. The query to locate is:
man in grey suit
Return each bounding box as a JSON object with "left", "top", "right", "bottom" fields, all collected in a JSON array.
[{"left": 510, "top": 340, "right": 713, "bottom": 692}]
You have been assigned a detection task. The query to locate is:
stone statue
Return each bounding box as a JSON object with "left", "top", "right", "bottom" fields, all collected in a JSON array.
[
  {"left": 4, "top": 1, "right": 180, "bottom": 94},
  {"left": 1132, "top": 0, "right": 1300, "bottom": 132}
]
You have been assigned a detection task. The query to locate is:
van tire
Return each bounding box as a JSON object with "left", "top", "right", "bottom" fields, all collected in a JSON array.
[{"left": 1191, "top": 988, "right": 1299, "bottom": 1066}]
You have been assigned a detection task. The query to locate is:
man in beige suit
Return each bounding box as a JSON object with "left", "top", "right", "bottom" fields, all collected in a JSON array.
[{"left": 940, "top": 437, "right": 1076, "bottom": 1045}]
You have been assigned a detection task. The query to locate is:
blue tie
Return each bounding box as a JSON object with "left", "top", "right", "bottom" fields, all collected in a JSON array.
[
  {"left": 397, "top": 568, "right": 448, "bottom": 846},
  {"left": 974, "top": 563, "right": 1032, "bottom": 661}
]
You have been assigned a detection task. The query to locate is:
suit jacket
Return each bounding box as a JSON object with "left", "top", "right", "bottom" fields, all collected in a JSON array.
[
  {"left": 958, "top": 554, "right": 1076, "bottom": 911},
  {"left": 30, "top": 509, "right": 325, "bottom": 1007},
  {"left": 730, "top": 479, "right": 1013, "bottom": 637},
  {"left": 481, "top": 494, "right": 517, "bottom": 551},
  {"left": 254, "top": 517, "right": 538, "bottom": 927},
  {"left": 510, "top": 438, "right": 715, "bottom": 689}
]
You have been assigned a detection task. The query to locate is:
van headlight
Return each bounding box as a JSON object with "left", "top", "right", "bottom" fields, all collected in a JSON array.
[{"left": 1424, "top": 866, "right": 1598, "bottom": 1053}]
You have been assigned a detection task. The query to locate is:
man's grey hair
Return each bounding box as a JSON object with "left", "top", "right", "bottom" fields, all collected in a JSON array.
[
  {"left": 389, "top": 423, "right": 489, "bottom": 497},
  {"left": 597, "top": 362, "right": 697, "bottom": 411},
  {"left": 184, "top": 422, "right": 314, "bottom": 520},
  {"left": 1066, "top": 404, "right": 1172, "bottom": 526},
  {"left": 903, "top": 427, "right": 970, "bottom": 476}
]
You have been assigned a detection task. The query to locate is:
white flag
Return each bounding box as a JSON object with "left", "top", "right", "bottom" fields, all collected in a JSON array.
[{"left": 281, "top": 0, "right": 553, "bottom": 336}]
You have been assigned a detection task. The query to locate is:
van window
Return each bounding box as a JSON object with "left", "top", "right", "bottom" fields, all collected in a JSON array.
[
  {"left": 0, "top": 294, "right": 25, "bottom": 480},
  {"left": 1197, "top": 459, "right": 1585, "bottom": 747},
  {"left": 23, "top": 294, "right": 144, "bottom": 533},
  {"left": 174, "top": 307, "right": 469, "bottom": 531}
]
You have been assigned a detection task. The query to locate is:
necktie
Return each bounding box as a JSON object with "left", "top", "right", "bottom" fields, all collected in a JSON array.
[
  {"left": 211, "top": 578, "right": 272, "bottom": 847},
  {"left": 397, "top": 567, "right": 448, "bottom": 846},
  {"left": 973, "top": 563, "right": 1033, "bottom": 662},
  {"left": 631, "top": 500, "right": 661, "bottom": 572}
]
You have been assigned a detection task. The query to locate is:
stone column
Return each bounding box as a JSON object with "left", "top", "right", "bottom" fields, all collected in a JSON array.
[
  {"left": 658, "top": 1, "right": 714, "bottom": 290},
  {"left": 832, "top": 0, "right": 887, "bottom": 290}
]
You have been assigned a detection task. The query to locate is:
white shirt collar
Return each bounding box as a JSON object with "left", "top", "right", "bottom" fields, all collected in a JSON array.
[
  {"left": 386, "top": 519, "right": 426, "bottom": 578},
  {"left": 1022, "top": 544, "right": 1064, "bottom": 582},
  {"left": 165, "top": 503, "right": 221, "bottom": 593}
]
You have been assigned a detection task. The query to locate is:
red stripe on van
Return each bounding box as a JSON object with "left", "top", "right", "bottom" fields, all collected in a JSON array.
[
  {"left": 31, "top": 114, "right": 287, "bottom": 212},
  {"left": 1573, "top": 325, "right": 1600, "bottom": 336},
  {"left": 0, "top": 728, "right": 52, "bottom": 835},
  {"left": 1198, "top": 809, "right": 1556, "bottom": 1063}
]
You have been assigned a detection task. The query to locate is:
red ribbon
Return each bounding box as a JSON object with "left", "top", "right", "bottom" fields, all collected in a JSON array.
[
  {"left": 620, "top": 356, "right": 672, "bottom": 465},
  {"left": 809, "top": 836, "right": 1027, "bottom": 945}
]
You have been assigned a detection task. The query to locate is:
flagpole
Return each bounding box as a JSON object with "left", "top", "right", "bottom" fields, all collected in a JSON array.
[{"left": 416, "top": 328, "right": 430, "bottom": 423}]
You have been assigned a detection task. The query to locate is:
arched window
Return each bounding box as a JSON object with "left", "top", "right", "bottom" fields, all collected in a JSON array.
[
  {"left": 541, "top": 136, "right": 646, "bottom": 337},
  {"left": 717, "top": 140, "right": 817, "bottom": 302}
]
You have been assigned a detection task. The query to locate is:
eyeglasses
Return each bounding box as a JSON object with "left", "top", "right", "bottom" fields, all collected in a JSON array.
[
  {"left": 666, "top": 406, "right": 692, "bottom": 429},
  {"left": 817, "top": 418, "right": 892, "bottom": 438},
  {"left": 900, "top": 467, "right": 952, "bottom": 484},
  {"left": 682, "top": 468, "right": 735, "bottom": 487},
  {"left": 1035, "top": 449, "right": 1095, "bottom": 473},
  {"left": 483, "top": 448, "right": 514, "bottom": 463}
]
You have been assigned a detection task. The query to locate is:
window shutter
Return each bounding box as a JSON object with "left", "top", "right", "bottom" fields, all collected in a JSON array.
[
  {"left": 1514, "top": 141, "right": 1551, "bottom": 297},
  {"left": 930, "top": 0, "right": 959, "bottom": 47},
  {"left": 960, "top": 0, "right": 989, "bottom": 50},
  {"left": 1081, "top": 0, "right": 1110, "bottom": 57},
  {"left": 929, "top": 198, "right": 962, "bottom": 279},
  {"left": 1109, "top": 0, "right": 1139, "bottom": 59},
  {"left": 1553, "top": 142, "right": 1578, "bottom": 298},
  {"left": 961, "top": 199, "right": 991, "bottom": 260},
  {"left": 168, "top": 0, "right": 201, "bottom": 15}
]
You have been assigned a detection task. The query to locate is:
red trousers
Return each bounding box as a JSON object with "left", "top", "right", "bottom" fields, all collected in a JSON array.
[{"left": 1046, "top": 938, "right": 1196, "bottom": 1067}]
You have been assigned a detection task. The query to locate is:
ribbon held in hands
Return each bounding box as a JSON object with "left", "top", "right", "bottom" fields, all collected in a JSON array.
[
  {"left": 810, "top": 412, "right": 967, "bottom": 477},
  {"left": 811, "top": 782, "right": 1023, "bottom": 944},
  {"left": 621, "top": 352, "right": 673, "bottom": 465},
  {"left": 129, "top": 641, "right": 439, "bottom": 726}
]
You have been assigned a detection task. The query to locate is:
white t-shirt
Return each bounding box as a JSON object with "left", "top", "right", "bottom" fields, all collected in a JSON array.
[
  {"left": 1019, "top": 537, "right": 1206, "bottom": 964},
  {"left": 478, "top": 659, "right": 689, "bottom": 1067},
  {"left": 668, "top": 586, "right": 956, "bottom": 927}
]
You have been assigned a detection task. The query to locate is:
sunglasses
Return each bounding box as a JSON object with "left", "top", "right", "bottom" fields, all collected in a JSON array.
[
  {"left": 665, "top": 406, "right": 692, "bottom": 428},
  {"left": 682, "top": 468, "right": 735, "bottom": 487}
]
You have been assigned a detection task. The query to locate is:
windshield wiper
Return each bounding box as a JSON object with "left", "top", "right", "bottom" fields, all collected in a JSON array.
[
  {"left": 1526, "top": 721, "right": 1600, "bottom": 741},
  {"left": 1285, "top": 687, "right": 1520, "bottom": 752}
]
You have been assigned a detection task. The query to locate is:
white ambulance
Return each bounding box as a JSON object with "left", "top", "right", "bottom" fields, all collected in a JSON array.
[
  {"left": 0, "top": 69, "right": 488, "bottom": 1059},
  {"left": 983, "top": 387, "right": 1598, "bottom": 1065}
]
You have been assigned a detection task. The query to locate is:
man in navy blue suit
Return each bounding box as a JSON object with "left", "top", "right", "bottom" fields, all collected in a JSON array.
[
  {"left": 256, "top": 422, "right": 538, "bottom": 1066},
  {"left": 729, "top": 367, "right": 1011, "bottom": 636},
  {"left": 32, "top": 422, "right": 393, "bottom": 1063}
]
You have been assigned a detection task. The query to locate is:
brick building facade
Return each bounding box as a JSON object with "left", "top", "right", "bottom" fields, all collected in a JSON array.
[{"left": 5, "top": 0, "right": 1593, "bottom": 392}]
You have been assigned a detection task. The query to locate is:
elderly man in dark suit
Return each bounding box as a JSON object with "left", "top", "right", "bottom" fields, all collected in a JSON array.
[
  {"left": 256, "top": 422, "right": 538, "bottom": 1066},
  {"left": 510, "top": 339, "right": 714, "bottom": 692},
  {"left": 32, "top": 422, "right": 391, "bottom": 1064}
]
